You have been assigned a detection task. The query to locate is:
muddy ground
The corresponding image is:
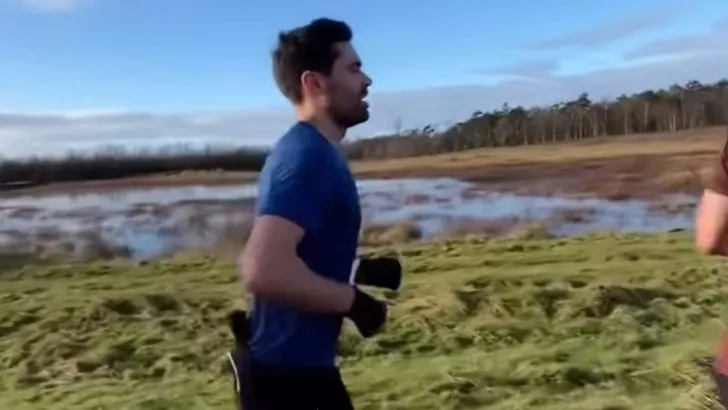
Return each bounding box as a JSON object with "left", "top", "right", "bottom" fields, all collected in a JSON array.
[{"left": 357, "top": 150, "right": 714, "bottom": 200}]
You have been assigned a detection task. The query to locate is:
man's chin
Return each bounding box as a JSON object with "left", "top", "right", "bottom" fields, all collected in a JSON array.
[
  {"left": 341, "top": 113, "right": 369, "bottom": 129},
  {"left": 357, "top": 112, "right": 370, "bottom": 125}
]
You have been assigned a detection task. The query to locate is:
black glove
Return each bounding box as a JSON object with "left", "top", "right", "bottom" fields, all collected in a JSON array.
[
  {"left": 349, "top": 257, "right": 402, "bottom": 291},
  {"left": 228, "top": 309, "right": 250, "bottom": 344},
  {"left": 346, "top": 286, "right": 387, "bottom": 338}
]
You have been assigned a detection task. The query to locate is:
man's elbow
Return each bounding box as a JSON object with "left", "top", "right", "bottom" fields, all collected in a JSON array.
[{"left": 238, "top": 254, "right": 275, "bottom": 295}]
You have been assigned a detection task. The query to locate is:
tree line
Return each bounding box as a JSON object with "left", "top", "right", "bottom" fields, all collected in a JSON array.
[
  {"left": 344, "top": 79, "right": 728, "bottom": 159},
  {"left": 0, "top": 146, "right": 268, "bottom": 188},
  {"left": 2, "top": 78, "right": 727, "bottom": 187}
]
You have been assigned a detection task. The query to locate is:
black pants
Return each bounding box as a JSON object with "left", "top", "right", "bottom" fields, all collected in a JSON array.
[
  {"left": 715, "top": 367, "right": 728, "bottom": 409},
  {"left": 227, "top": 345, "right": 355, "bottom": 410}
]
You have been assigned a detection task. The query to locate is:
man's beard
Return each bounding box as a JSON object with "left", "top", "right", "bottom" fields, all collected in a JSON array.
[{"left": 329, "top": 101, "right": 369, "bottom": 130}]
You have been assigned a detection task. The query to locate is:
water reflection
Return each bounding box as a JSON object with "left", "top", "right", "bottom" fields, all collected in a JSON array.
[
  {"left": 367, "top": 191, "right": 696, "bottom": 236},
  {"left": 0, "top": 178, "right": 697, "bottom": 259}
]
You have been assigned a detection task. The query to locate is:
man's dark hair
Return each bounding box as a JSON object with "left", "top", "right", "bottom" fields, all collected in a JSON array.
[{"left": 272, "top": 18, "right": 353, "bottom": 104}]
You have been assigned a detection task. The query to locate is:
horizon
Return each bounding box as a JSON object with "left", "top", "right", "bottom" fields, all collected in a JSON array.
[{"left": 1, "top": 0, "right": 728, "bottom": 159}]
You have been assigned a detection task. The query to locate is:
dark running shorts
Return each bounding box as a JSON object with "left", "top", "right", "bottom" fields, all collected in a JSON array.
[{"left": 227, "top": 344, "right": 355, "bottom": 410}]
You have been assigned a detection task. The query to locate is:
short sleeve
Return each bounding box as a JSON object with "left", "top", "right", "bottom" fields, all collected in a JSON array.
[{"left": 256, "top": 146, "right": 331, "bottom": 234}]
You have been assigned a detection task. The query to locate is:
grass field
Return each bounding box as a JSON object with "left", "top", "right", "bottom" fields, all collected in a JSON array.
[{"left": 1, "top": 231, "right": 727, "bottom": 409}]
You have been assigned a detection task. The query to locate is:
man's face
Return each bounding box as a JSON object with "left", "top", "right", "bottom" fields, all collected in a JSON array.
[{"left": 323, "top": 42, "right": 372, "bottom": 129}]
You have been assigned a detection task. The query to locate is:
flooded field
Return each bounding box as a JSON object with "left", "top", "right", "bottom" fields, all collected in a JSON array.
[{"left": 0, "top": 178, "right": 697, "bottom": 260}]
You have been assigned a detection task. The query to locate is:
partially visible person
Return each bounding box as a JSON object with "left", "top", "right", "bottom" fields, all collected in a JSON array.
[
  {"left": 695, "top": 135, "right": 728, "bottom": 408},
  {"left": 226, "top": 18, "right": 401, "bottom": 410},
  {"left": 696, "top": 136, "right": 728, "bottom": 255}
]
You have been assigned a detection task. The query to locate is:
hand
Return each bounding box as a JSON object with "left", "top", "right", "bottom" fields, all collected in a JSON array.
[
  {"left": 346, "top": 287, "right": 387, "bottom": 338},
  {"left": 349, "top": 257, "right": 402, "bottom": 291}
]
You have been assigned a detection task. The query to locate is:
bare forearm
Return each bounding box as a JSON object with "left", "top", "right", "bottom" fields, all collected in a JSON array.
[
  {"left": 696, "top": 189, "right": 728, "bottom": 255},
  {"left": 697, "top": 142, "right": 728, "bottom": 255},
  {"left": 242, "top": 257, "right": 355, "bottom": 314}
]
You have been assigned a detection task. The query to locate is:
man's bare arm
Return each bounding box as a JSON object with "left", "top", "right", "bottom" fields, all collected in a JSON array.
[
  {"left": 695, "top": 189, "right": 728, "bottom": 255},
  {"left": 696, "top": 137, "right": 728, "bottom": 255},
  {"left": 238, "top": 215, "right": 355, "bottom": 314}
]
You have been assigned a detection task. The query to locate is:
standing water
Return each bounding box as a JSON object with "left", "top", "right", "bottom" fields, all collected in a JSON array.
[{"left": 0, "top": 178, "right": 696, "bottom": 259}]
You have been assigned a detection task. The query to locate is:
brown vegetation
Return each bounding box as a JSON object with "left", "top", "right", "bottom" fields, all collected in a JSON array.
[
  {"left": 360, "top": 223, "right": 423, "bottom": 246},
  {"left": 358, "top": 217, "right": 557, "bottom": 249},
  {"left": 356, "top": 127, "right": 723, "bottom": 199}
]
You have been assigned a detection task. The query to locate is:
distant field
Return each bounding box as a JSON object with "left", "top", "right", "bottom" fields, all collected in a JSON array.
[
  {"left": 3, "top": 127, "right": 726, "bottom": 199},
  {"left": 1, "top": 232, "right": 726, "bottom": 409},
  {"left": 354, "top": 127, "right": 727, "bottom": 199},
  {"left": 353, "top": 126, "right": 727, "bottom": 174}
]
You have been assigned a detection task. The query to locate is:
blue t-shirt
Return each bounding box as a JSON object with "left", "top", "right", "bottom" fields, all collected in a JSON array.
[{"left": 247, "top": 122, "right": 362, "bottom": 368}]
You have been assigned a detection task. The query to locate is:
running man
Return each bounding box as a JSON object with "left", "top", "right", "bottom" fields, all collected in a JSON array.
[
  {"left": 696, "top": 135, "right": 728, "bottom": 408},
  {"left": 227, "top": 18, "right": 401, "bottom": 410}
]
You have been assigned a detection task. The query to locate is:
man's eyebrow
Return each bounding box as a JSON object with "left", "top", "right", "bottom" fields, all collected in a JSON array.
[{"left": 348, "top": 61, "right": 362, "bottom": 68}]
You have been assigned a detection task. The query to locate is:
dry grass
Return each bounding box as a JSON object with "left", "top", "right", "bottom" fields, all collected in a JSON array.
[
  {"left": 361, "top": 223, "right": 423, "bottom": 246},
  {"left": 352, "top": 127, "right": 727, "bottom": 174},
  {"left": 359, "top": 219, "right": 555, "bottom": 248},
  {"left": 351, "top": 127, "right": 726, "bottom": 200},
  {"left": 1, "top": 231, "right": 726, "bottom": 409}
]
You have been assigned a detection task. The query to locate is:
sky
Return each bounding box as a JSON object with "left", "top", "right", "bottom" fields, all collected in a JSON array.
[{"left": 1, "top": 0, "right": 728, "bottom": 158}]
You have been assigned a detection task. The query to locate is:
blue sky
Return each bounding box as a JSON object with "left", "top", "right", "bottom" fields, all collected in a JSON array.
[{"left": 0, "top": 0, "right": 727, "bottom": 157}]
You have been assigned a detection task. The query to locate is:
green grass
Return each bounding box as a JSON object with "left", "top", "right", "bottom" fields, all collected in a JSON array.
[{"left": 1, "top": 232, "right": 727, "bottom": 409}]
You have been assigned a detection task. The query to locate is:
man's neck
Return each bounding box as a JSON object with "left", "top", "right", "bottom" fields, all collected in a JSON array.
[{"left": 296, "top": 110, "right": 345, "bottom": 144}]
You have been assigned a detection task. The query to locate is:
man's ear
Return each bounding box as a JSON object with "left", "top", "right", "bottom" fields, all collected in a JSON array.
[{"left": 301, "top": 71, "right": 323, "bottom": 96}]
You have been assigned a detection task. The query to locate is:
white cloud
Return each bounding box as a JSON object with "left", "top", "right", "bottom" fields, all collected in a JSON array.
[
  {"left": 4, "top": 6, "right": 728, "bottom": 160},
  {"left": 526, "top": 2, "right": 690, "bottom": 49},
  {"left": 2, "top": 50, "right": 728, "bottom": 159},
  {"left": 624, "top": 19, "right": 728, "bottom": 60},
  {"left": 17, "top": 0, "right": 92, "bottom": 13},
  {"left": 472, "top": 60, "right": 560, "bottom": 80}
]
